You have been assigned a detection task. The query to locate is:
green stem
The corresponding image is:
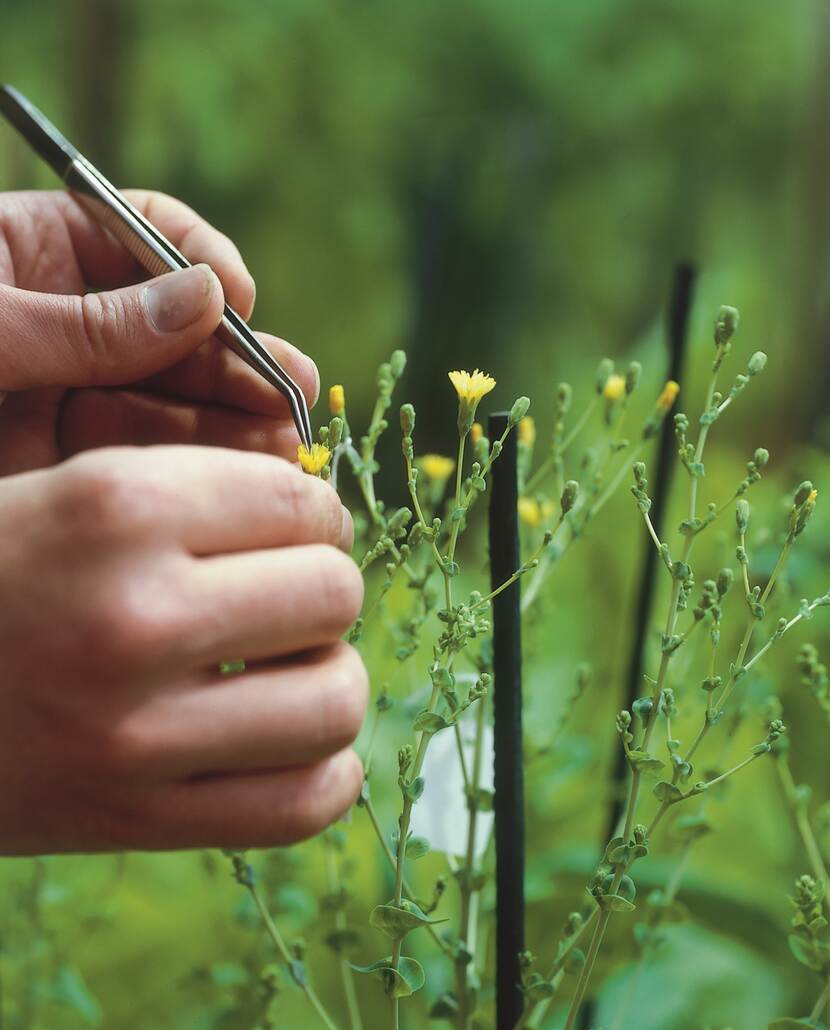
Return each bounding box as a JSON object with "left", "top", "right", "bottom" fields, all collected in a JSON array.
[
  {"left": 811, "top": 976, "right": 830, "bottom": 1021},
  {"left": 519, "top": 909, "right": 598, "bottom": 1029},
  {"left": 247, "top": 880, "right": 338, "bottom": 1030},
  {"left": 324, "top": 843, "right": 363, "bottom": 1030},
  {"left": 775, "top": 757, "right": 830, "bottom": 914},
  {"left": 456, "top": 695, "right": 489, "bottom": 1029}
]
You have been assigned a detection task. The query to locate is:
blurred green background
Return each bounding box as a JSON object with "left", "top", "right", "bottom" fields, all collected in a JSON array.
[{"left": 3, "top": 1, "right": 830, "bottom": 1027}]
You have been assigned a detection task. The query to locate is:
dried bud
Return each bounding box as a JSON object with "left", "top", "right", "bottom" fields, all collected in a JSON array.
[
  {"left": 714, "top": 305, "right": 739, "bottom": 346},
  {"left": 561, "top": 479, "right": 578, "bottom": 514}
]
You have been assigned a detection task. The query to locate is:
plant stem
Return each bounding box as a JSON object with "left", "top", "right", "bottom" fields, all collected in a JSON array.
[
  {"left": 246, "top": 879, "right": 338, "bottom": 1030},
  {"left": 324, "top": 843, "right": 363, "bottom": 1030},
  {"left": 775, "top": 757, "right": 830, "bottom": 914},
  {"left": 519, "top": 908, "right": 598, "bottom": 1029},
  {"left": 456, "top": 695, "right": 489, "bottom": 1028},
  {"left": 811, "top": 976, "right": 830, "bottom": 1021}
]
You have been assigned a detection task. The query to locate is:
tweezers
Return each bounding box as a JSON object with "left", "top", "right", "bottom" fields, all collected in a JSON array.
[{"left": 0, "top": 84, "right": 313, "bottom": 449}]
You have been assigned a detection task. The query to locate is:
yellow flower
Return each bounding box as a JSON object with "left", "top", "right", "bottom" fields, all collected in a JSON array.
[
  {"left": 518, "top": 415, "right": 536, "bottom": 447},
  {"left": 329, "top": 384, "right": 345, "bottom": 417},
  {"left": 602, "top": 374, "right": 626, "bottom": 401},
  {"left": 808, "top": 489, "right": 818, "bottom": 507},
  {"left": 449, "top": 368, "right": 496, "bottom": 435},
  {"left": 518, "top": 497, "right": 542, "bottom": 527},
  {"left": 656, "top": 380, "right": 680, "bottom": 411},
  {"left": 470, "top": 422, "right": 483, "bottom": 444},
  {"left": 448, "top": 368, "right": 497, "bottom": 404},
  {"left": 418, "top": 454, "right": 456, "bottom": 483},
  {"left": 297, "top": 443, "right": 331, "bottom": 476}
]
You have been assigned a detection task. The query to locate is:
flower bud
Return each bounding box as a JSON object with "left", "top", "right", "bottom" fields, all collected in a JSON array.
[
  {"left": 509, "top": 396, "right": 531, "bottom": 427},
  {"left": 556, "top": 382, "right": 573, "bottom": 412},
  {"left": 518, "top": 415, "right": 536, "bottom": 446},
  {"left": 329, "top": 384, "right": 345, "bottom": 417},
  {"left": 754, "top": 447, "right": 769, "bottom": 468},
  {"left": 603, "top": 374, "right": 626, "bottom": 401},
  {"left": 625, "top": 361, "right": 642, "bottom": 395},
  {"left": 390, "top": 350, "right": 407, "bottom": 378},
  {"left": 595, "top": 358, "right": 614, "bottom": 394},
  {"left": 470, "top": 422, "right": 483, "bottom": 444},
  {"left": 400, "top": 403, "right": 415, "bottom": 436},
  {"left": 736, "top": 499, "right": 750, "bottom": 534},
  {"left": 561, "top": 479, "right": 578, "bottom": 514},
  {"left": 747, "top": 351, "right": 767, "bottom": 375},
  {"left": 714, "top": 305, "right": 739, "bottom": 346},
  {"left": 794, "top": 481, "right": 814, "bottom": 507},
  {"left": 716, "top": 568, "right": 734, "bottom": 597}
]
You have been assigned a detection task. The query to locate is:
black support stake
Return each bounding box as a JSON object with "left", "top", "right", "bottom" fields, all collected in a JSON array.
[
  {"left": 488, "top": 411, "right": 525, "bottom": 1030},
  {"left": 583, "top": 262, "right": 697, "bottom": 1028}
]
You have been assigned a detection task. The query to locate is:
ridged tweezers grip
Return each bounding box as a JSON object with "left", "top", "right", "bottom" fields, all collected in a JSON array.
[{"left": 71, "top": 191, "right": 177, "bottom": 278}]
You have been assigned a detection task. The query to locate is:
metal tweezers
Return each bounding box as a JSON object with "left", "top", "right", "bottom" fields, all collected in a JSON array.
[{"left": 0, "top": 84, "right": 313, "bottom": 449}]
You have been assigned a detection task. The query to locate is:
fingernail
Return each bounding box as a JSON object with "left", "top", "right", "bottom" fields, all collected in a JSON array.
[
  {"left": 144, "top": 264, "right": 216, "bottom": 333},
  {"left": 339, "top": 507, "right": 354, "bottom": 553}
]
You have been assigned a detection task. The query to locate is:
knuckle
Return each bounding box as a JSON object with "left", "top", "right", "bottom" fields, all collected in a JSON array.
[
  {"left": 314, "top": 547, "right": 364, "bottom": 627},
  {"left": 55, "top": 452, "right": 144, "bottom": 539},
  {"left": 76, "top": 291, "right": 131, "bottom": 378}
]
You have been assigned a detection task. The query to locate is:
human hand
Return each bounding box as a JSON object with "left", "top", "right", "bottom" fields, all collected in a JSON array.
[
  {"left": 0, "top": 189, "right": 317, "bottom": 474},
  {"left": 0, "top": 445, "right": 365, "bottom": 854}
]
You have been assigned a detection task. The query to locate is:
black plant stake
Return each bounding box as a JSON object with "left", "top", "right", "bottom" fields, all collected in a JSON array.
[
  {"left": 488, "top": 410, "right": 525, "bottom": 1029},
  {"left": 581, "top": 262, "right": 696, "bottom": 1030}
]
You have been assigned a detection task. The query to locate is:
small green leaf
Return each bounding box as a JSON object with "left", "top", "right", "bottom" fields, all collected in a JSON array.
[
  {"left": 596, "top": 894, "right": 635, "bottom": 913},
  {"left": 351, "top": 955, "right": 424, "bottom": 996},
  {"left": 405, "top": 777, "right": 425, "bottom": 802},
  {"left": 413, "top": 711, "right": 451, "bottom": 733},
  {"left": 405, "top": 835, "right": 430, "bottom": 860},
  {"left": 627, "top": 750, "right": 665, "bottom": 775},
  {"left": 653, "top": 780, "right": 684, "bottom": 803},
  {"left": 369, "top": 900, "right": 444, "bottom": 940}
]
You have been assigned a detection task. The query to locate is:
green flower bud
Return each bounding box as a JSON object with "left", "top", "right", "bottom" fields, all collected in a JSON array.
[
  {"left": 714, "top": 305, "right": 739, "bottom": 346},
  {"left": 556, "top": 382, "right": 573, "bottom": 413},
  {"left": 625, "top": 361, "right": 642, "bottom": 395},
  {"left": 754, "top": 447, "right": 770, "bottom": 468},
  {"left": 794, "top": 481, "right": 814, "bottom": 507},
  {"left": 508, "top": 396, "right": 531, "bottom": 427},
  {"left": 595, "top": 358, "right": 614, "bottom": 394},
  {"left": 390, "top": 350, "right": 407, "bottom": 378},
  {"left": 400, "top": 403, "right": 415, "bottom": 435},
  {"left": 736, "top": 499, "right": 750, "bottom": 533},
  {"left": 747, "top": 351, "right": 767, "bottom": 375},
  {"left": 716, "top": 568, "right": 734, "bottom": 597}
]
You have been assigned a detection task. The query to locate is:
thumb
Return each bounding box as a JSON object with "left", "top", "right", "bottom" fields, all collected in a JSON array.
[{"left": 0, "top": 264, "right": 224, "bottom": 391}]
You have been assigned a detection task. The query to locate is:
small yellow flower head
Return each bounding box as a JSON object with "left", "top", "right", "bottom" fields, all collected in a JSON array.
[
  {"left": 449, "top": 368, "right": 496, "bottom": 404},
  {"left": 470, "top": 422, "right": 483, "bottom": 445},
  {"left": 418, "top": 454, "right": 456, "bottom": 484},
  {"left": 329, "top": 384, "right": 345, "bottom": 417},
  {"left": 518, "top": 415, "right": 536, "bottom": 447},
  {"left": 808, "top": 488, "right": 818, "bottom": 507},
  {"left": 518, "top": 497, "right": 542, "bottom": 527},
  {"left": 449, "top": 368, "right": 496, "bottom": 435},
  {"left": 602, "top": 374, "right": 626, "bottom": 401},
  {"left": 657, "top": 380, "right": 680, "bottom": 411},
  {"left": 297, "top": 442, "right": 331, "bottom": 476}
]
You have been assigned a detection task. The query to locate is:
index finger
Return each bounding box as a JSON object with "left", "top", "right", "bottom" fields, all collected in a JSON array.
[{"left": 62, "top": 445, "right": 350, "bottom": 555}]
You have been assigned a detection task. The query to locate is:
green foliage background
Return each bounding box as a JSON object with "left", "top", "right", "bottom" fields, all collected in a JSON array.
[{"left": 2, "top": 1, "right": 830, "bottom": 1027}]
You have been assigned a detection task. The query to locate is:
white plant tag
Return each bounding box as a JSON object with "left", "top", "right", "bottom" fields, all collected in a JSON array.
[{"left": 410, "top": 714, "right": 494, "bottom": 859}]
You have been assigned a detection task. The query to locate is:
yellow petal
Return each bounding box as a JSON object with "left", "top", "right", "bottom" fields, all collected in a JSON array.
[{"left": 297, "top": 442, "right": 332, "bottom": 476}]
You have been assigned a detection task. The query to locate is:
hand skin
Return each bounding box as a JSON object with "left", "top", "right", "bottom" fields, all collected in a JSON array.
[{"left": 0, "top": 191, "right": 367, "bottom": 854}]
